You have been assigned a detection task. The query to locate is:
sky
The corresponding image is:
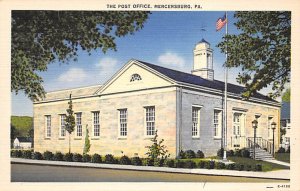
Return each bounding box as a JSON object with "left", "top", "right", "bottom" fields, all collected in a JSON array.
[{"left": 11, "top": 11, "right": 276, "bottom": 116}]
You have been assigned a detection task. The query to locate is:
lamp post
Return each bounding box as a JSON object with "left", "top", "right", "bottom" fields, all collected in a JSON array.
[
  {"left": 271, "top": 122, "right": 277, "bottom": 156},
  {"left": 252, "top": 119, "right": 258, "bottom": 160}
]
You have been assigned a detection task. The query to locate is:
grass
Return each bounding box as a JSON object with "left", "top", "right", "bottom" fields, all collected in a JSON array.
[
  {"left": 275, "top": 153, "right": 290, "bottom": 163},
  {"left": 179, "top": 156, "right": 289, "bottom": 172},
  {"left": 228, "top": 156, "right": 290, "bottom": 172}
]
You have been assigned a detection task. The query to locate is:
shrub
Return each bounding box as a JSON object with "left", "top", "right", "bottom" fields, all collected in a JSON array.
[
  {"left": 11, "top": 150, "right": 22, "bottom": 158},
  {"left": 205, "top": 160, "right": 215, "bottom": 169},
  {"left": 286, "top": 146, "right": 290, "bottom": 153},
  {"left": 241, "top": 149, "right": 250, "bottom": 158},
  {"left": 196, "top": 150, "right": 205, "bottom": 158},
  {"left": 142, "top": 158, "right": 154, "bottom": 166},
  {"left": 198, "top": 160, "right": 206, "bottom": 168},
  {"left": 227, "top": 150, "right": 234, "bottom": 157},
  {"left": 278, "top": 147, "right": 286, "bottom": 153},
  {"left": 226, "top": 163, "right": 236, "bottom": 170},
  {"left": 63, "top": 153, "right": 73, "bottom": 162},
  {"left": 183, "top": 160, "right": 196, "bottom": 169},
  {"left": 131, "top": 157, "right": 142, "bottom": 166},
  {"left": 154, "top": 158, "right": 164, "bottom": 167},
  {"left": 22, "top": 150, "right": 33, "bottom": 159},
  {"left": 72, "top": 153, "right": 83, "bottom": 162},
  {"left": 178, "top": 150, "right": 186, "bottom": 159},
  {"left": 234, "top": 149, "right": 242, "bottom": 157},
  {"left": 91, "top": 154, "right": 102, "bottom": 163},
  {"left": 53, "top": 152, "right": 64, "bottom": 161},
  {"left": 43, "top": 151, "right": 54, "bottom": 160},
  {"left": 145, "top": 130, "right": 170, "bottom": 161},
  {"left": 174, "top": 160, "right": 184, "bottom": 168},
  {"left": 185, "top": 150, "right": 196, "bottom": 159},
  {"left": 215, "top": 162, "right": 226, "bottom": 169},
  {"left": 217, "top": 148, "right": 224, "bottom": 157},
  {"left": 255, "top": 164, "right": 262, "bottom": 171},
  {"left": 120, "top": 155, "right": 131, "bottom": 165},
  {"left": 104, "top": 154, "right": 115, "bottom": 164},
  {"left": 163, "top": 159, "right": 175, "bottom": 168},
  {"left": 32, "top": 152, "right": 43, "bottom": 160},
  {"left": 82, "top": 154, "right": 91, "bottom": 162},
  {"left": 246, "top": 164, "right": 252, "bottom": 171},
  {"left": 236, "top": 163, "right": 245, "bottom": 171}
]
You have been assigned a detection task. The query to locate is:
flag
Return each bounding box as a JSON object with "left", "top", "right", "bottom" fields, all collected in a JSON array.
[{"left": 216, "top": 13, "right": 227, "bottom": 31}]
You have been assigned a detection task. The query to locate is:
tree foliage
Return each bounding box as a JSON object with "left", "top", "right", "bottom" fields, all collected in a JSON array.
[
  {"left": 281, "top": 88, "right": 290, "bottom": 102},
  {"left": 11, "top": 11, "right": 150, "bottom": 101},
  {"left": 145, "top": 130, "right": 170, "bottom": 160},
  {"left": 83, "top": 125, "right": 91, "bottom": 155},
  {"left": 217, "top": 11, "right": 291, "bottom": 99},
  {"left": 65, "top": 94, "right": 75, "bottom": 153}
]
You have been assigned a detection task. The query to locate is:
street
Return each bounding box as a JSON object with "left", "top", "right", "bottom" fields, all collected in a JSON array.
[{"left": 11, "top": 163, "right": 288, "bottom": 182}]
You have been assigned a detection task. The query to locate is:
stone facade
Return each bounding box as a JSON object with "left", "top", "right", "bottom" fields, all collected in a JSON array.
[{"left": 34, "top": 88, "right": 177, "bottom": 157}]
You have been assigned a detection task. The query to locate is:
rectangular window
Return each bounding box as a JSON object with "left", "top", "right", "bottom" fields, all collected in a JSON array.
[
  {"left": 233, "top": 113, "right": 241, "bottom": 136},
  {"left": 119, "top": 109, "right": 127, "bottom": 137},
  {"left": 145, "top": 106, "right": 155, "bottom": 136},
  {"left": 76, "top": 113, "right": 82, "bottom": 137},
  {"left": 192, "top": 107, "right": 201, "bottom": 137},
  {"left": 45, "top": 115, "right": 51, "bottom": 138},
  {"left": 60, "top": 114, "right": 66, "bottom": 137},
  {"left": 214, "top": 110, "right": 222, "bottom": 138},
  {"left": 268, "top": 116, "right": 273, "bottom": 139},
  {"left": 93, "top": 111, "right": 100, "bottom": 137}
]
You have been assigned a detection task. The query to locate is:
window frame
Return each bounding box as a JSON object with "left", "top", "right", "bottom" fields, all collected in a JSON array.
[
  {"left": 192, "top": 105, "right": 202, "bottom": 138},
  {"left": 45, "top": 115, "right": 51, "bottom": 138},
  {"left": 118, "top": 108, "right": 128, "bottom": 138},
  {"left": 92, "top": 111, "right": 100, "bottom": 137},
  {"left": 75, "top": 112, "right": 83, "bottom": 137},
  {"left": 59, "top": 114, "right": 66, "bottom": 138},
  {"left": 233, "top": 112, "right": 242, "bottom": 136},
  {"left": 144, "top": 106, "right": 156, "bottom": 137},
  {"left": 213, "top": 109, "right": 222, "bottom": 139},
  {"left": 267, "top": 115, "right": 274, "bottom": 139}
]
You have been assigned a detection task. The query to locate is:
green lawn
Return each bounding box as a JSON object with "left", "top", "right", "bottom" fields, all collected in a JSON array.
[
  {"left": 179, "top": 156, "right": 289, "bottom": 172},
  {"left": 228, "top": 157, "right": 290, "bottom": 172},
  {"left": 275, "top": 153, "right": 290, "bottom": 163}
]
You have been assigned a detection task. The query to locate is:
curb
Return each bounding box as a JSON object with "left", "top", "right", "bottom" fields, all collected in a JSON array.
[{"left": 11, "top": 158, "right": 290, "bottom": 180}]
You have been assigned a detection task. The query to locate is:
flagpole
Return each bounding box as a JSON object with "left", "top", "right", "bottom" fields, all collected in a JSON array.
[{"left": 223, "top": 11, "right": 228, "bottom": 160}]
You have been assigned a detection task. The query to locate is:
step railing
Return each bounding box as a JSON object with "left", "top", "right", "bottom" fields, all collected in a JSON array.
[{"left": 246, "top": 137, "right": 273, "bottom": 154}]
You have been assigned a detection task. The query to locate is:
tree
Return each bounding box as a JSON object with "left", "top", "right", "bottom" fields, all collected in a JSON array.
[
  {"left": 217, "top": 11, "right": 291, "bottom": 99},
  {"left": 145, "top": 130, "right": 170, "bottom": 160},
  {"left": 11, "top": 11, "right": 150, "bottom": 101},
  {"left": 11, "top": 124, "right": 19, "bottom": 146},
  {"left": 282, "top": 88, "right": 290, "bottom": 102},
  {"left": 83, "top": 125, "right": 91, "bottom": 155},
  {"left": 65, "top": 94, "right": 75, "bottom": 153}
]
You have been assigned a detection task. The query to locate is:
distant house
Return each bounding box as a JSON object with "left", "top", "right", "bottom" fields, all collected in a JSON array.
[
  {"left": 13, "top": 137, "right": 32, "bottom": 149},
  {"left": 280, "top": 102, "right": 290, "bottom": 150}
]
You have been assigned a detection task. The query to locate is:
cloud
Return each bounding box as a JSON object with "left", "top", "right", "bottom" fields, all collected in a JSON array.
[
  {"left": 95, "top": 57, "right": 120, "bottom": 80},
  {"left": 58, "top": 68, "right": 88, "bottom": 82},
  {"left": 157, "top": 52, "right": 186, "bottom": 69}
]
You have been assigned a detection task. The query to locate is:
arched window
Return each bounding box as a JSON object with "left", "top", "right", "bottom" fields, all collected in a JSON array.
[{"left": 130, "top": 73, "right": 142, "bottom": 82}]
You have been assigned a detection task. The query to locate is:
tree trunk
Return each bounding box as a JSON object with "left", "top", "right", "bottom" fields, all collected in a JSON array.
[{"left": 69, "top": 132, "right": 71, "bottom": 153}]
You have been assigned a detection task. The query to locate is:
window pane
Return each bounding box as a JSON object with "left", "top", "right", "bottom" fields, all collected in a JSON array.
[
  {"left": 119, "top": 109, "right": 127, "bottom": 137},
  {"left": 145, "top": 106, "right": 155, "bottom": 136}
]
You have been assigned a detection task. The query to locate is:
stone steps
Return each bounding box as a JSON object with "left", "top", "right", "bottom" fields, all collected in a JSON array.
[{"left": 249, "top": 148, "right": 274, "bottom": 160}]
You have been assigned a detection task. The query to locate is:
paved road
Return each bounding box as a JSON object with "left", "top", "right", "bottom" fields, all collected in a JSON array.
[{"left": 11, "top": 163, "right": 288, "bottom": 182}]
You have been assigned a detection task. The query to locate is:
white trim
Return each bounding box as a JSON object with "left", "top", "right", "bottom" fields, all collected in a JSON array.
[
  {"left": 59, "top": 114, "right": 66, "bottom": 138},
  {"left": 213, "top": 109, "right": 222, "bottom": 139},
  {"left": 192, "top": 106, "right": 201, "bottom": 138},
  {"left": 118, "top": 108, "right": 128, "bottom": 138},
  {"left": 144, "top": 106, "right": 156, "bottom": 138},
  {"left": 75, "top": 112, "right": 83, "bottom": 138},
  {"left": 45, "top": 115, "right": 51, "bottom": 138},
  {"left": 91, "top": 111, "right": 100, "bottom": 138}
]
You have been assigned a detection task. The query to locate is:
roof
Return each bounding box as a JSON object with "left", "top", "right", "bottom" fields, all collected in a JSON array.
[
  {"left": 198, "top": 38, "right": 210, "bottom": 45},
  {"left": 41, "top": 85, "right": 102, "bottom": 101},
  {"left": 137, "top": 60, "right": 277, "bottom": 103},
  {"left": 16, "top": 137, "right": 32, "bottom": 142},
  {"left": 281, "top": 101, "right": 290, "bottom": 119}
]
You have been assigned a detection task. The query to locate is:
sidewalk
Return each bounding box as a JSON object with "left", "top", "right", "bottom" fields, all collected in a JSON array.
[
  {"left": 11, "top": 158, "right": 290, "bottom": 180},
  {"left": 262, "top": 159, "right": 290, "bottom": 167}
]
